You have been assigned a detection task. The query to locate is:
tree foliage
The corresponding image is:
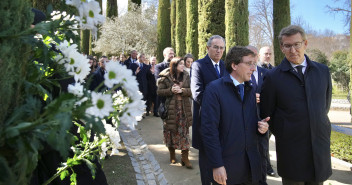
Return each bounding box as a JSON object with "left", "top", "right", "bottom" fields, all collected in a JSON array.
[
  {"left": 93, "top": 5, "right": 157, "bottom": 56},
  {"left": 225, "top": 0, "right": 249, "bottom": 52},
  {"left": 80, "top": 29, "right": 91, "bottom": 55},
  {"left": 249, "top": 0, "right": 273, "bottom": 49},
  {"left": 186, "top": 0, "right": 198, "bottom": 59},
  {"left": 198, "top": 0, "right": 225, "bottom": 58},
  {"left": 306, "top": 49, "right": 329, "bottom": 66},
  {"left": 156, "top": 0, "right": 171, "bottom": 63},
  {"left": 329, "top": 50, "right": 350, "bottom": 90},
  {"left": 273, "top": 0, "right": 290, "bottom": 66},
  {"left": 175, "top": 0, "right": 187, "bottom": 57}
]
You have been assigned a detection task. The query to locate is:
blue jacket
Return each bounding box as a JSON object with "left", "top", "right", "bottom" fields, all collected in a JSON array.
[
  {"left": 201, "top": 74, "right": 262, "bottom": 184},
  {"left": 260, "top": 55, "right": 332, "bottom": 181},
  {"left": 190, "top": 54, "right": 227, "bottom": 149}
]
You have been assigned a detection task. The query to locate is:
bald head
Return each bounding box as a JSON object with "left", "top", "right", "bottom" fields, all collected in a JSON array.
[{"left": 259, "top": 46, "right": 272, "bottom": 64}]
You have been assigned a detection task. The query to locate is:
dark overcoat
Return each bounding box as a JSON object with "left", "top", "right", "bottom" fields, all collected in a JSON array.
[
  {"left": 260, "top": 55, "right": 332, "bottom": 182},
  {"left": 154, "top": 60, "right": 169, "bottom": 80},
  {"left": 201, "top": 74, "right": 263, "bottom": 184},
  {"left": 130, "top": 63, "right": 151, "bottom": 100},
  {"left": 190, "top": 54, "right": 227, "bottom": 149},
  {"left": 156, "top": 68, "right": 192, "bottom": 131}
]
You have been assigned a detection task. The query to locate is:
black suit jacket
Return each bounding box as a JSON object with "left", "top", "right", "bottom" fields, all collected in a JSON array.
[
  {"left": 190, "top": 54, "right": 227, "bottom": 149},
  {"left": 123, "top": 57, "right": 136, "bottom": 69},
  {"left": 130, "top": 63, "right": 151, "bottom": 99},
  {"left": 260, "top": 55, "right": 332, "bottom": 182},
  {"left": 89, "top": 67, "right": 106, "bottom": 92}
]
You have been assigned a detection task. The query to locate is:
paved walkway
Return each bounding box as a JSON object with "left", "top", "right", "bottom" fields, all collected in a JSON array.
[{"left": 119, "top": 105, "right": 352, "bottom": 185}]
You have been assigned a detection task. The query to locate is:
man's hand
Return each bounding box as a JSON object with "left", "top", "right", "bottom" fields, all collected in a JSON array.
[
  {"left": 256, "top": 93, "right": 260, "bottom": 103},
  {"left": 136, "top": 66, "right": 140, "bottom": 74},
  {"left": 213, "top": 166, "right": 227, "bottom": 185},
  {"left": 258, "top": 117, "right": 270, "bottom": 134}
]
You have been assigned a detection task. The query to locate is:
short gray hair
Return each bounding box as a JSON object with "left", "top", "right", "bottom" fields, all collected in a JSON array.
[
  {"left": 278, "top": 25, "right": 307, "bottom": 45},
  {"left": 207, "top": 35, "right": 226, "bottom": 48},
  {"left": 163, "top": 47, "right": 174, "bottom": 56}
]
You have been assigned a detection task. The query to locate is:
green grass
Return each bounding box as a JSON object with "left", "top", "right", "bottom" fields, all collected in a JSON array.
[
  {"left": 331, "top": 131, "right": 352, "bottom": 163},
  {"left": 332, "top": 83, "right": 348, "bottom": 100}
]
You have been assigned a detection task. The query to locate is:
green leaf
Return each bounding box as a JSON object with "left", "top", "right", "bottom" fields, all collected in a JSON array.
[
  {"left": 60, "top": 170, "right": 69, "bottom": 180},
  {"left": 0, "top": 156, "right": 16, "bottom": 184},
  {"left": 5, "top": 122, "right": 32, "bottom": 138},
  {"left": 70, "top": 172, "right": 77, "bottom": 185}
]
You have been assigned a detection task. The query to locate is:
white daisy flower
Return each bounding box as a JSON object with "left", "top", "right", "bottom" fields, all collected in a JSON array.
[
  {"left": 68, "top": 82, "right": 84, "bottom": 97},
  {"left": 104, "top": 62, "right": 124, "bottom": 88},
  {"left": 86, "top": 92, "right": 114, "bottom": 118}
]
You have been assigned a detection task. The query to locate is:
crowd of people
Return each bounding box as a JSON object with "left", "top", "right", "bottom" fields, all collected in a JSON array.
[{"left": 76, "top": 24, "right": 332, "bottom": 185}]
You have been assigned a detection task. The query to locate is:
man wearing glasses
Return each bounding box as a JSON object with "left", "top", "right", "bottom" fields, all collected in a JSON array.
[
  {"left": 201, "top": 46, "right": 270, "bottom": 185},
  {"left": 260, "top": 25, "right": 332, "bottom": 185},
  {"left": 191, "top": 35, "right": 227, "bottom": 184}
]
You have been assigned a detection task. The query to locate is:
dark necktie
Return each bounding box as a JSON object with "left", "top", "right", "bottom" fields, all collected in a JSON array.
[
  {"left": 295, "top": 65, "right": 304, "bottom": 80},
  {"left": 140, "top": 63, "right": 143, "bottom": 69},
  {"left": 238, "top": 84, "right": 244, "bottom": 101},
  {"left": 214, "top": 64, "right": 220, "bottom": 78}
]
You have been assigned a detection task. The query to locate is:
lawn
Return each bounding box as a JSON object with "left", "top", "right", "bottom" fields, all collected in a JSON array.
[{"left": 331, "top": 131, "right": 352, "bottom": 163}]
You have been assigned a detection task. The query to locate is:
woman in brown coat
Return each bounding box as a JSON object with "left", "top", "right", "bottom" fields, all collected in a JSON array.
[{"left": 157, "top": 57, "right": 193, "bottom": 169}]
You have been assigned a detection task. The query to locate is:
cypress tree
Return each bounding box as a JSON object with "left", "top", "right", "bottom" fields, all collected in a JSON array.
[
  {"left": 349, "top": 1, "right": 352, "bottom": 105},
  {"left": 186, "top": 0, "right": 198, "bottom": 59},
  {"left": 81, "top": 30, "right": 91, "bottom": 55},
  {"left": 273, "top": 0, "right": 290, "bottom": 66},
  {"left": 31, "top": 0, "right": 62, "bottom": 13},
  {"left": 156, "top": 0, "right": 171, "bottom": 63},
  {"left": 198, "top": 0, "right": 225, "bottom": 58},
  {"left": 175, "top": 0, "right": 186, "bottom": 57},
  {"left": 225, "top": 0, "right": 249, "bottom": 53},
  {"left": 0, "top": 0, "right": 33, "bottom": 126},
  {"left": 170, "top": 0, "right": 176, "bottom": 49},
  {"left": 106, "top": 0, "right": 118, "bottom": 18}
]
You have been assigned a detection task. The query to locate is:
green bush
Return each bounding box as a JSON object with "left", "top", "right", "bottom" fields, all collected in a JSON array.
[{"left": 331, "top": 131, "right": 352, "bottom": 163}]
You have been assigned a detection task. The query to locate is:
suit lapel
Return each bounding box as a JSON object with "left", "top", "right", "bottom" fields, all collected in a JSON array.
[
  {"left": 219, "top": 60, "right": 225, "bottom": 77},
  {"left": 204, "top": 55, "right": 219, "bottom": 79}
]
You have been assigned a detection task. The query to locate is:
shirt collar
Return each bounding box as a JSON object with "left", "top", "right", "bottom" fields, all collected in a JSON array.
[
  {"left": 290, "top": 56, "right": 307, "bottom": 68},
  {"left": 210, "top": 58, "right": 219, "bottom": 66},
  {"left": 229, "top": 74, "right": 244, "bottom": 86}
]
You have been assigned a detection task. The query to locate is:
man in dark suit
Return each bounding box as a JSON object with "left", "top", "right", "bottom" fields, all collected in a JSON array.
[
  {"left": 201, "top": 46, "right": 270, "bottom": 185},
  {"left": 130, "top": 53, "right": 151, "bottom": 103},
  {"left": 247, "top": 46, "right": 273, "bottom": 185},
  {"left": 260, "top": 25, "right": 332, "bottom": 185},
  {"left": 154, "top": 47, "right": 175, "bottom": 116},
  {"left": 190, "top": 35, "right": 227, "bottom": 184},
  {"left": 258, "top": 46, "right": 274, "bottom": 69},
  {"left": 89, "top": 56, "right": 109, "bottom": 91},
  {"left": 123, "top": 50, "right": 138, "bottom": 69}
]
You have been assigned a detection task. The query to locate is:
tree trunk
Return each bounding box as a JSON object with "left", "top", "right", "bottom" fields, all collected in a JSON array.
[
  {"left": 81, "top": 30, "right": 91, "bottom": 55},
  {"left": 349, "top": 0, "right": 352, "bottom": 111},
  {"left": 186, "top": 0, "right": 198, "bottom": 59},
  {"left": 273, "top": 0, "right": 290, "bottom": 66},
  {"left": 225, "top": 0, "right": 249, "bottom": 53},
  {"left": 106, "top": 0, "right": 118, "bottom": 18},
  {"left": 175, "top": 0, "right": 186, "bottom": 57},
  {"left": 156, "top": 0, "right": 171, "bottom": 63},
  {"left": 171, "top": 0, "right": 176, "bottom": 49},
  {"left": 198, "top": 0, "right": 225, "bottom": 58}
]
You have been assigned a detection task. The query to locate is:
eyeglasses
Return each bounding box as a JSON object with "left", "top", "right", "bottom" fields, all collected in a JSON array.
[
  {"left": 241, "top": 61, "right": 257, "bottom": 67},
  {"left": 211, "top": 45, "right": 225, "bottom": 51},
  {"left": 282, "top": 41, "right": 305, "bottom": 51}
]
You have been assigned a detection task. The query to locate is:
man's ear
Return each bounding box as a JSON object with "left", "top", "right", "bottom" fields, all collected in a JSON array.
[{"left": 231, "top": 63, "right": 237, "bottom": 71}]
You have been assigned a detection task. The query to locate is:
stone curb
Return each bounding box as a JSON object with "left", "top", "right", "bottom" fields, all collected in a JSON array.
[
  {"left": 331, "top": 156, "right": 352, "bottom": 171},
  {"left": 119, "top": 124, "right": 169, "bottom": 185}
]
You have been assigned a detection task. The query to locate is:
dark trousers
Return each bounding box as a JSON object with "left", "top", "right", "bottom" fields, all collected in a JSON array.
[
  {"left": 199, "top": 146, "right": 212, "bottom": 185},
  {"left": 282, "top": 178, "right": 323, "bottom": 185},
  {"left": 212, "top": 181, "right": 258, "bottom": 185}
]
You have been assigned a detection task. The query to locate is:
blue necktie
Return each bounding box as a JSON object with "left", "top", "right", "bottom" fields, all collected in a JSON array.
[
  {"left": 215, "top": 64, "right": 220, "bottom": 78},
  {"left": 140, "top": 63, "right": 143, "bottom": 69},
  {"left": 251, "top": 74, "right": 257, "bottom": 91},
  {"left": 238, "top": 84, "right": 244, "bottom": 101}
]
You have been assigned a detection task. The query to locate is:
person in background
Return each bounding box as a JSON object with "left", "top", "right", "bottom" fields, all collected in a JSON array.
[
  {"left": 260, "top": 25, "right": 332, "bottom": 185},
  {"left": 183, "top": 53, "right": 194, "bottom": 74},
  {"left": 88, "top": 55, "right": 97, "bottom": 74},
  {"left": 258, "top": 46, "right": 274, "bottom": 69},
  {"left": 154, "top": 47, "right": 175, "bottom": 117},
  {"left": 157, "top": 57, "right": 193, "bottom": 169},
  {"left": 124, "top": 50, "right": 138, "bottom": 69},
  {"left": 147, "top": 56, "right": 158, "bottom": 116},
  {"left": 190, "top": 35, "right": 227, "bottom": 184},
  {"left": 90, "top": 56, "right": 109, "bottom": 92},
  {"left": 119, "top": 53, "right": 126, "bottom": 65}
]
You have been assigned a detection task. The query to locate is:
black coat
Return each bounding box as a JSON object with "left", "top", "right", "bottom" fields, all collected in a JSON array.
[
  {"left": 260, "top": 55, "right": 332, "bottom": 182},
  {"left": 89, "top": 67, "right": 106, "bottom": 92},
  {"left": 190, "top": 54, "right": 227, "bottom": 149},
  {"left": 154, "top": 60, "right": 169, "bottom": 81},
  {"left": 130, "top": 63, "right": 151, "bottom": 100},
  {"left": 123, "top": 57, "right": 136, "bottom": 69}
]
